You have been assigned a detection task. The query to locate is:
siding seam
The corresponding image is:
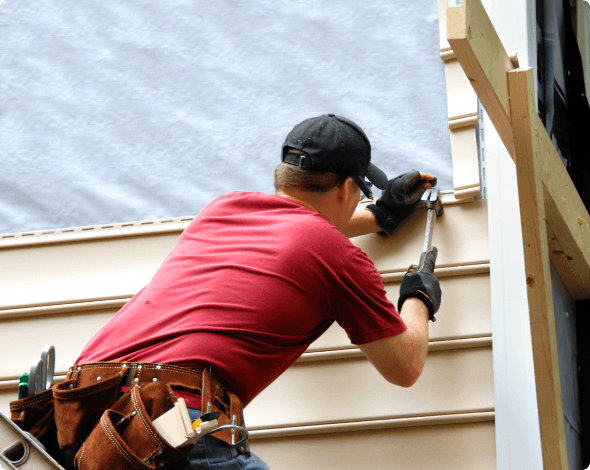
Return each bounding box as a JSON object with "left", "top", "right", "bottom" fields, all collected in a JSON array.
[{"left": 247, "top": 410, "right": 496, "bottom": 438}]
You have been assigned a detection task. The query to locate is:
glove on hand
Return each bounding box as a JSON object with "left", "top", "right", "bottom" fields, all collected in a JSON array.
[
  {"left": 366, "top": 171, "right": 434, "bottom": 236},
  {"left": 398, "top": 247, "right": 441, "bottom": 321}
]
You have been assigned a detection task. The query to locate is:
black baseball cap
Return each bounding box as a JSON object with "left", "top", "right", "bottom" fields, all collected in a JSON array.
[{"left": 281, "top": 114, "right": 388, "bottom": 199}]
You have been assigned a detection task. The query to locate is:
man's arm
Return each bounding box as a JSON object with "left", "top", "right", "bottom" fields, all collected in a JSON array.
[
  {"left": 358, "top": 248, "right": 441, "bottom": 387},
  {"left": 358, "top": 297, "right": 429, "bottom": 387},
  {"left": 340, "top": 205, "right": 382, "bottom": 238}
]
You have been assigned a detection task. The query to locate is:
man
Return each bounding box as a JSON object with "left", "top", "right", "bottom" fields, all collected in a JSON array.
[{"left": 17, "top": 114, "right": 441, "bottom": 470}]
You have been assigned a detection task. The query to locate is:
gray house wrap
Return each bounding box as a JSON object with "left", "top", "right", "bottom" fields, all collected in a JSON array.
[{"left": 0, "top": 0, "right": 452, "bottom": 234}]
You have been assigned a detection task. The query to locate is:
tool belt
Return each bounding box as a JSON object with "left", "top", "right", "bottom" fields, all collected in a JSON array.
[{"left": 10, "top": 362, "right": 245, "bottom": 470}]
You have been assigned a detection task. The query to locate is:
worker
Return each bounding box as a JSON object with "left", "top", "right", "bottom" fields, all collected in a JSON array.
[{"left": 20, "top": 114, "right": 441, "bottom": 470}]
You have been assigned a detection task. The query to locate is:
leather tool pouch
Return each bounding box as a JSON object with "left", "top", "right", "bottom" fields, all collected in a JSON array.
[
  {"left": 53, "top": 372, "right": 123, "bottom": 450},
  {"left": 10, "top": 388, "right": 60, "bottom": 457},
  {"left": 10, "top": 363, "right": 244, "bottom": 469},
  {"left": 75, "top": 383, "right": 192, "bottom": 470}
]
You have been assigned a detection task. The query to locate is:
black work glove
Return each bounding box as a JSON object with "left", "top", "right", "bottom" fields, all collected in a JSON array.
[
  {"left": 366, "top": 171, "right": 436, "bottom": 236},
  {"left": 398, "top": 247, "right": 441, "bottom": 321}
]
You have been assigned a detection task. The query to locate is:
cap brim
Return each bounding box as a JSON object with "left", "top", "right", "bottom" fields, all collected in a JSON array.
[
  {"left": 353, "top": 163, "right": 388, "bottom": 199},
  {"left": 366, "top": 162, "right": 388, "bottom": 190},
  {"left": 353, "top": 175, "right": 374, "bottom": 199}
]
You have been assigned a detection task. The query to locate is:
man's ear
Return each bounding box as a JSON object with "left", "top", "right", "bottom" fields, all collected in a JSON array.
[{"left": 337, "top": 177, "right": 355, "bottom": 202}]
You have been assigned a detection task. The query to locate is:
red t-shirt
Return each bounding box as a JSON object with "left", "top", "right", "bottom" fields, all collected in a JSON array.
[{"left": 77, "top": 192, "right": 406, "bottom": 406}]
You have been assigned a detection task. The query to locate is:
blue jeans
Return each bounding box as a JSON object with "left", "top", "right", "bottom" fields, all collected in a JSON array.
[{"left": 173, "top": 408, "right": 270, "bottom": 470}]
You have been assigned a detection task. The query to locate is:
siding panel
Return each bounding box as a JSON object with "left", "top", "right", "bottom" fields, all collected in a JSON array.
[
  {"left": 352, "top": 200, "right": 489, "bottom": 272},
  {"left": 0, "top": 233, "right": 178, "bottom": 310},
  {"left": 249, "top": 421, "right": 496, "bottom": 470},
  {"left": 0, "top": 201, "right": 489, "bottom": 312},
  {"left": 245, "top": 347, "right": 493, "bottom": 429},
  {"left": 309, "top": 272, "right": 492, "bottom": 352},
  {"left": 0, "top": 273, "right": 492, "bottom": 384},
  {"left": 0, "top": 308, "right": 117, "bottom": 381}
]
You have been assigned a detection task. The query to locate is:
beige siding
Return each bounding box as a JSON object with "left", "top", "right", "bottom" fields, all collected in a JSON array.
[
  {"left": 249, "top": 421, "right": 496, "bottom": 470},
  {"left": 353, "top": 200, "right": 489, "bottom": 272},
  {"left": 0, "top": 230, "right": 181, "bottom": 310},
  {"left": 246, "top": 346, "right": 493, "bottom": 429},
  {"left": 0, "top": 273, "right": 492, "bottom": 384},
  {"left": 0, "top": 201, "right": 494, "bottom": 470},
  {"left": 450, "top": 125, "right": 481, "bottom": 192},
  {"left": 0, "top": 307, "right": 118, "bottom": 381},
  {"left": 0, "top": 216, "right": 494, "bottom": 469},
  {"left": 0, "top": 201, "right": 490, "bottom": 382},
  {"left": 444, "top": 58, "right": 478, "bottom": 120},
  {"left": 310, "top": 272, "right": 492, "bottom": 352},
  {"left": 0, "top": 200, "right": 486, "bottom": 311},
  {"left": 0, "top": 388, "right": 18, "bottom": 418}
]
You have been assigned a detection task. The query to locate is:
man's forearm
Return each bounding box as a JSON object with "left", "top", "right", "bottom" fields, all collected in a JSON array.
[
  {"left": 399, "top": 297, "right": 430, "bottom": 380},
  {"left": 341, "top": 205, "right": 382, "bottom": 238},
  {"left": 357, "top": 297, "right": 430, "bottom": 387}
]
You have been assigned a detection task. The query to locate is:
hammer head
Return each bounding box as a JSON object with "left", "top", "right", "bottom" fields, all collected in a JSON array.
[{"left": 426, "top": 189, "right": 444, "bottom": 217}]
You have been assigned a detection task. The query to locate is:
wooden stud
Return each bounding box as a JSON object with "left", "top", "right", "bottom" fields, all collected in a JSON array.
[
  {"left": 508, "top": 67, "right": 568, "bottom": 470},
  {"left": 447, "top": 0, "right": 515, "bottom": 157}
]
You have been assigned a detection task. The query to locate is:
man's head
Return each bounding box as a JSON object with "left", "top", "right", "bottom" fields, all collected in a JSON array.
[{"left": 277, "top": 114, "right": 387, "bottom": 199}]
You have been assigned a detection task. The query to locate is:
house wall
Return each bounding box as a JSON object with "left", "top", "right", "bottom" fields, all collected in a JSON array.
[
  {"left": 0, "top": 198, "right": 496, "bottom": 469},
  {"left": 0, "top": 1, "right": 499, "bottom": 468},
  {"left": 551, "top": 263, "right": 584, "bottom": 469}
]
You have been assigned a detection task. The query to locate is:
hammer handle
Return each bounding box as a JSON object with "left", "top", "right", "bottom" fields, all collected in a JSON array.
[{"left": 422, "top": 208, "right": 437, "bottom": 253}]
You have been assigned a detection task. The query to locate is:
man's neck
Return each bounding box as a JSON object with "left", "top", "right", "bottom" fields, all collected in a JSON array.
[{"left": 275, "top": 190, "right": 323, "bottom": 215}]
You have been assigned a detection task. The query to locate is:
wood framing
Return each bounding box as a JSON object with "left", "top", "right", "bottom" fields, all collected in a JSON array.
[
  {"left": 447, "top": 0, "right": 590, "bottom": 298},
  {"left": 448, "top": 0, "right": 590, "bottom": 467}
]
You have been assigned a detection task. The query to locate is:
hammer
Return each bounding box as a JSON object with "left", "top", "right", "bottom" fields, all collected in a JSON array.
[{"left": 419, "top": 189, "right": 443, "bottom": 268}]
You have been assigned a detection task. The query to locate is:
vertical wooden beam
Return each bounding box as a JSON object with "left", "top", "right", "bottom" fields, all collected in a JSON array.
[{"left": 508, "top": 67, "right": 569, "bottom": 470}]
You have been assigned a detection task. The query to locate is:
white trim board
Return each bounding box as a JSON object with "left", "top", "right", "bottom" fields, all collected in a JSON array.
[{"left": 480, "top": 0, "right": 544, "bottom": 462}]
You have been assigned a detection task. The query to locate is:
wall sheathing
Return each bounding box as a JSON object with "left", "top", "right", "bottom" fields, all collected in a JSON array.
[
  {"left": 0, "top": 2, "right": 496, "bottom": 468},
  {"left": 574, "top": 0, "right": 590, "bottom": 95}
]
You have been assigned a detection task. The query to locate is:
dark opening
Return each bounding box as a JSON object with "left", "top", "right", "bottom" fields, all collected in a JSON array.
[
  {"left": 3, "top": 441, "right": 28, "bottom": 465},
  {"left": 577, "top": 299, "right": 590, "bottom": 467}
]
